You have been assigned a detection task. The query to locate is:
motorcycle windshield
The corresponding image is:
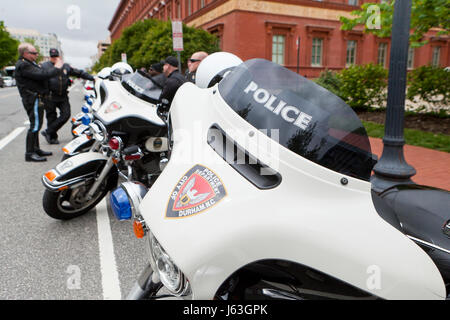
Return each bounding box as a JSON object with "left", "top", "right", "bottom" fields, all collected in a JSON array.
[
  {"left": 218, "top": 59, "right": 374, "bottom": 181},
  {"left": 121, "top": 71, "right": 162, "bottom": 104}
]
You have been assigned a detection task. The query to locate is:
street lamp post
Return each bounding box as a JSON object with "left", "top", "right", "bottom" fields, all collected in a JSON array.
[{"left": 371, "top": 0, "right": 416, "bottom": 193}]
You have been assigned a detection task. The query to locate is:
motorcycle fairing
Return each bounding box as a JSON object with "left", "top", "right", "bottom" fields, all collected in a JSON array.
[
  {"left": 139, "top": 64, "right": 446, "bottom": 300},
  {"left": 93, "top": 78, "right": 165, "bottom": 128},
  {"left": 165, "top": 164, "right": 227, "bottom": 219}
]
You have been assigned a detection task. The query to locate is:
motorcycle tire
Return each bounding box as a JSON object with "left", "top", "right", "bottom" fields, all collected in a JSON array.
[{"left": 42, "top": 169, "right": 118, "bottom": 220}]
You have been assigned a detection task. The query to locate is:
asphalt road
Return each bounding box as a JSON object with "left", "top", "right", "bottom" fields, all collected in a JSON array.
[{"left": 0, "top": 81, "right": 148, "bottom": 299}]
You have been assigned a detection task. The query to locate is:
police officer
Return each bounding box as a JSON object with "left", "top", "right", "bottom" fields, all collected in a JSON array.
[
  {"left": 159, "top": 56, "right": 186, "bottom": 109},
  {"left": 15, "top": 43, "right": 63, "bottom": 162},
  {"left": 41, "top": 48, "right": 95, "bottom": 144},
  {"left": 185, "top": 51, "right": 208, "bottom": 83}
]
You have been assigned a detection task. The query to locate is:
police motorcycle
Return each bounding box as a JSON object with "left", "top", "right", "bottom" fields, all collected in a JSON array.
[
  {"left": 41, "top": 63, "right": 169, "bottom": 220},
  {"left": 69, "top": 65, "right": 127, "bottom": 141},
  {"left": 116, "top": 55, "right": 449, "bottom": 300},
  {"left": 69, "top": 67, "right": 110, "bottom": 138}
]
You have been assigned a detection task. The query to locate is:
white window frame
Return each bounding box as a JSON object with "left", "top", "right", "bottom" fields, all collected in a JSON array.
[
  {"left": 346, "top": 40, "right": 357, "bottom": 66},
  {"left": 311, "top": 38, "right": 323, "bottom": 67},
  {"left": 432, "top": 46, "right": 441, "bottom": 67},
  {"left": 272, "top": 34, "right": 286, "bottom": 66}
]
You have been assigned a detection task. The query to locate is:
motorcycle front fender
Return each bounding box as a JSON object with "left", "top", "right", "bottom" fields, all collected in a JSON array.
[
  {"left": 62, "top": 134, "right": 95, "bottom": 156},
  {"left": 42, "top": 152, "right": 111, "bottom": 192}
]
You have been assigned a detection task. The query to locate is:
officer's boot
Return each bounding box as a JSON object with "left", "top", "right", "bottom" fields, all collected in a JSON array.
[
  {"left": 25, "top": 131, "right": 47, "bottom": 162},
  {"left": 34, "top": 132, "right": 52, "bottom": 157}
]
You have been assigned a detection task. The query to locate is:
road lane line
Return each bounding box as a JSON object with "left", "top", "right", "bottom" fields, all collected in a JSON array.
[
  {"left": 0, "top": 92, "right": 19, "bottom": 99},
  {"left": 0, "top": 127, "right": 25, "bottom": 151},
  {"left": 96, "top": 198, "right": 122, "bottom": 300}
]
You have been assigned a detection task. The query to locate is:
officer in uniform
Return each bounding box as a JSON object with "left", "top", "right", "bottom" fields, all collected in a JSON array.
[
  {"left": 159, "top": 56, "right": 186, "bottom": 110},
  {"left": 41, "top": 48, "right": 95, "bottom": 144},
  {"left": 15, "top": 43, "right": 63, "bottom": 162},
  {"left": 185, "top": 51, "right": 208, "bottom": 83}
]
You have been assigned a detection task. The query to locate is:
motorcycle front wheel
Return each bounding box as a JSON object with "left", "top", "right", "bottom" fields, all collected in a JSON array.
[{"left": 42, "top": 169, "right": 118, "bottom": 220}]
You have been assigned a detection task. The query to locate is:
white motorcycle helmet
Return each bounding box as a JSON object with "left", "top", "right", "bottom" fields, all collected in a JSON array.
[
  {"left": 97, "top": 67, "right": 112, "bottom": 79},
  {"left": 110, "top": 62, "right": 133, "bottom": 77},
  {"left": 195, "top": 52, "right": 243, "bottom": 89}
]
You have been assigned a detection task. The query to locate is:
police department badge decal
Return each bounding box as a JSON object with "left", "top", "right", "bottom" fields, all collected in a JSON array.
[{"left": 166, "top": 165, "right": 227, "bottom": 219}]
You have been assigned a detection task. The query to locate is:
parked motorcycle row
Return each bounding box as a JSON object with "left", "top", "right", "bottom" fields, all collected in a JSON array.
[{"left": 41, "top": 53, "right": 449, "bottom": 300}]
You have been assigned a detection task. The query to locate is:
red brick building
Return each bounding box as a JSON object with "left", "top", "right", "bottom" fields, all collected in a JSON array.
[{"left": 108, "top": 0, "right": 449, "bottom": 77}]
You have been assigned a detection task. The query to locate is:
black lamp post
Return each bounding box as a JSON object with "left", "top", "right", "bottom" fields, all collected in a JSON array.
[{"left": 371, "top": 0, "right": 416, "bottom": 193}]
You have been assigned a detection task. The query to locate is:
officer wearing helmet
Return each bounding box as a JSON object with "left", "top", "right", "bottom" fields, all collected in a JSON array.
[
  {"left": 159, "top": 56, "right": 186, "bottom": 109},
  {"left": 41, "top": 48, "right": 95, "bottom": 144}
]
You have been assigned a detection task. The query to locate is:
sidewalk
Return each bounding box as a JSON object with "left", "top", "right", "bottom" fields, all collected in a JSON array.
[{"left": 369, "top": 137, "right": 450, "bottom": 191}]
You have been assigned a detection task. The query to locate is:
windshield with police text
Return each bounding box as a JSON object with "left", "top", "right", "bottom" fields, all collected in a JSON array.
[
  {"left": 121, "top": 71, "right": 162, "bottom": 104},
  {"left": 218, "top": 59, "right": 375, "bottom": 181}
]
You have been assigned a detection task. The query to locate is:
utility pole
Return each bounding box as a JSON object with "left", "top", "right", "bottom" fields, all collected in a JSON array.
[{"left": 371, "top": 0, "right": 416, "bottom": 193}]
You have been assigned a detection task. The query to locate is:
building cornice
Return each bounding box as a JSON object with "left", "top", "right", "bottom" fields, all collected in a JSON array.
[{"left": 186, "top": 0, "right": 358, "bottom": 28}]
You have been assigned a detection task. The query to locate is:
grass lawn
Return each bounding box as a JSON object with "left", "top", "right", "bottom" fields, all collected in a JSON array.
[{"left": 363, "top": 121, "right": 450, "bottom": 153}]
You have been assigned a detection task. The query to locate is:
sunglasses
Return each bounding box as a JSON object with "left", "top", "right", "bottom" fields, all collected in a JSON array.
[
  {"left": 27, "top": 51, "right": 39, "bottom": 55},
  {"left": 189, "top": 58, "right": 201, "bottom": 63}
]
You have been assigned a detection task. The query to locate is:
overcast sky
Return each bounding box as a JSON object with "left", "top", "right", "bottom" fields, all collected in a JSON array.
[{"left": 0, "top": 0, "right": 121, "bottom": 69}]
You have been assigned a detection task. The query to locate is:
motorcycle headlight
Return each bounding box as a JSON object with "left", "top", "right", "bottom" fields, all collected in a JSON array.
[{"left": 149, "top": 232, "right": 190, "bottom": 296}]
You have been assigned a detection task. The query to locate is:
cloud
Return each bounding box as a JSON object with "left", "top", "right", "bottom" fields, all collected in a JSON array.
[
  {"left": 60, "top": 37, "right": 98, "bottom": 69},
  {"left": 1, "top": 0, "right": 120, "bottom": 69}
]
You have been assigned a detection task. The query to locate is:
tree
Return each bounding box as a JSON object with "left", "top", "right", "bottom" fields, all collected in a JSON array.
[
  {"left": 340, "top": 0, "right": 450, "bottom": 47},
  {"left": 0, "top": 21, "right": 19, "bottom": 68},
  {"left": 93, "top": 19, "right": 219, "bottom": 72}
]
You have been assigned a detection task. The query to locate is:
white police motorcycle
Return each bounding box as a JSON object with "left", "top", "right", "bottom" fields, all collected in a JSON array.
[
  {"left": 114, "top": 56, "right": 449, "bottom": 300},
  {"left": 41, "top": 65, "right": 168, "bottom": 220}
]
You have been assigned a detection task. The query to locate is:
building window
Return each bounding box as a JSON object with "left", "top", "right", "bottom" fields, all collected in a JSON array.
[
  {"left": 377, "top": 42, "right": 388, "bottom": 67},
  {"left": 208, "top": 24, "right": 224, "bottom": 50},
  {"left": 407, "top": 46, "right": 415, "bottom": 69},
  {"left": 176, "top": 1, "right": 181, "bottom": 19},
  {"left": 431, "top": 46, "right": 441, "bottom": 67},
  {"left": 311, "top": 38, "right": 323, "bottom": 66},
  {"left": 346, "top": 40, "right": 357, "bottom": 66},
  {"left": 348, "top": 0, "right": 358, "bottom": 5},
  {"left": 200, "top": 0, "right": 205, "bottom": 8},
  {"left": 272, "top": 35, "right": 286, "bottom": 65},
  {"left": 187, "top": 0, "right": 192, "bottom": 16}
]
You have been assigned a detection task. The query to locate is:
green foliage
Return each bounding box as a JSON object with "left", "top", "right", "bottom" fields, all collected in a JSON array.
[
  {"left": 363, "top": 120, "right": 450, "bottom": 152},
  {"left": 340, "top": 0, "right": 450, "bottom": 47},
  {"left": 0, "top": 21, "right": 19, "bottom": 68},
  {"left": 406, "top": 66, "right": 450, "bottom": 114},
  {"left": 336, "top": 64, "right": 388, "bottom": 110},
  {"left": 93, "top": 19, "right": 219, "bottom": 72},
  {"left": 313, "top": 69, "right": 342, "bottom": 97}
]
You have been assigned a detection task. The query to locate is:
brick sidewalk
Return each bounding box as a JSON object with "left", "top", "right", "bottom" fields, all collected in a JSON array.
[{"left": 369, "top": 137, "right": 450, "bottom": 191}]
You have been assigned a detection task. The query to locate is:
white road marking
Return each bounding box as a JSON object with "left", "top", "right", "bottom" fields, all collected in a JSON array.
[
  {"left": 0, "top": 127, "right": 25, "bottom": 151},
  {"left": 96, "top": 198, "right": 122, "bottom": 300},
  {"left": 0, "top": 91, "right": 19, "bottom": 99}
]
